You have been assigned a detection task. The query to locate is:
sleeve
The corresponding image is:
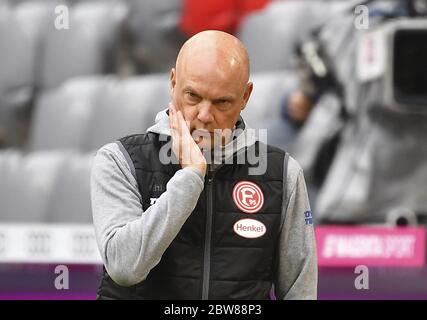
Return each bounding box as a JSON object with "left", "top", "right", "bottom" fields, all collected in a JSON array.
[
  {"left": 91, "top": 142, "right": 205, "bottom": 287},
  {"left": 274, "top": 163, "right": 318, "bottom": 300}
]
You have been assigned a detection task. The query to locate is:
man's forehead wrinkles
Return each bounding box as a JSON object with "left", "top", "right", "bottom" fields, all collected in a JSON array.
[
  {"left": 182, "top": 84, "right": 236, "bottom": 100},
  {"left": 177, "top": 62, "right": 247, "bottom": 92}
]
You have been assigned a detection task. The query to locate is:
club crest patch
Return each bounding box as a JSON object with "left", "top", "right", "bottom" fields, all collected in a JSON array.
[{"left": 232, "top": 181, "right": 264, "bottom": 213}]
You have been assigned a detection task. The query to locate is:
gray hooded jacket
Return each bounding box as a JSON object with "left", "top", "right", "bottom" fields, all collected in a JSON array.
[{"left": 91, "top": 109, "right": 318, "bottom": 299}]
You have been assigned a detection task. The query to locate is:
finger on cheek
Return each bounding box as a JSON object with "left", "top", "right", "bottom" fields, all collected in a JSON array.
[
  {"left": 178, "top": 111, "right": 186, "bottom": 124},
  {"left": 169, "top": 102, "right": 176, "bottom": 113}
]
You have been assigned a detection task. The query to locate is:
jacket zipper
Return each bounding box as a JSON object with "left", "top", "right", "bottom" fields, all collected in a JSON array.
[
  {"left": 200, "top": 147, "right": 248, "bottom": 299},
  {"left": 202, "top": 166, "right": 214, "bottom": 300}
]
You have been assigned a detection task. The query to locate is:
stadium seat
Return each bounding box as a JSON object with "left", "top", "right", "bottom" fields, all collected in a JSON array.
[
  {"left": 14, "top": 1, "right": 61, "bottom": 85},
  {"left": 0, "top": 149, "right": 22, "bottom": 174},
  {"left": 45, "top": 152, "right": 94, "bottom": 223},
  {"left": 238, "top": 0, "right": 349, "bottom": 72},
  {"left": 0, "top": 151, "right": 68, "bottom": 222},
  {"left": 39, "top": 1, "right": 128, "bottom": 89},
  {"left": 241, "top": 71, "right": 297, "bottom": 129},
  {"left": 14, "top": 1, "right": 59, "bottom": 43},
  {"left": 0, "top": 5, "right": 36, "bottom": 97},
  {"left": 240, "top": 71, "right": 298, "bottom": 151},
  {"left": 84, "top": 74, "right": 170, "bottom": 151},
  {"left": 125, "top": 0, "right": 184, "bottom": 73},
  {"left": 0, "top": 6, "right": 36, "bottom": 146},
  {"left": 29, "top": 76, "right": 106, "bottom": 152}
]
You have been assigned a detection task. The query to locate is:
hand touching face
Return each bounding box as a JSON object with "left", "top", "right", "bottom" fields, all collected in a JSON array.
[{"left": 169, "top": 102, "right": 207, "bottom": 176}]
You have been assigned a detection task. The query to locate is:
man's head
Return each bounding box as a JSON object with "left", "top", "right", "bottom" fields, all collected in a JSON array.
[{"left": 170, "top": 30, "right": 253, "bottom": 150}]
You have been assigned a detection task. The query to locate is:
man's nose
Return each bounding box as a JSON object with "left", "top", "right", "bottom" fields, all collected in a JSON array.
[{"left": 197, "top": 101, "right": 214, "bottom": 123}]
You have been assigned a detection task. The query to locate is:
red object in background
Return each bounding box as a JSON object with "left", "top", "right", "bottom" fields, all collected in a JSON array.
[{"left": 179, "top": 0, "right": 271, "bottom": 36}]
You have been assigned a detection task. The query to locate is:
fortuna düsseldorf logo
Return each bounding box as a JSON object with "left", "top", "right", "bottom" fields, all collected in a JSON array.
[{"left": 232, "top": 181, "right": 264, "bottom": 213}]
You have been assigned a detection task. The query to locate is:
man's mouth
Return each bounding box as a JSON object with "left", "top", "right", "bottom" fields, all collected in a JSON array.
[
  {"left": 192, "top": 129, "right": 213, "bottom": 140},
  {"left": 192, "top": 129, "right": 225, "bottom": 145}
]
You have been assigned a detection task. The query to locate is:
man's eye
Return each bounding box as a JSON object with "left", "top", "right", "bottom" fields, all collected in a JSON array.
[
  {"left": 186, "top": 92, "right": 197, "bottom": 99},
  {"left": 215, "top": 100, "right": 230, "bottom": 107}
]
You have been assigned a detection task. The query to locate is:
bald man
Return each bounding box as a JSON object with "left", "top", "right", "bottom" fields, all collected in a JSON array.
[{"left": 91, "top": 31, "right": 317, "bottom": 300}]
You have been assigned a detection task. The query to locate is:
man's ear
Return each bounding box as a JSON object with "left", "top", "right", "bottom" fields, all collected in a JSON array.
[
  {"left": 170, "top": 68, "right": 176, "bottom": 97},
  {"left": 241, "top": 82, "right": 253, "bottom": 111}
]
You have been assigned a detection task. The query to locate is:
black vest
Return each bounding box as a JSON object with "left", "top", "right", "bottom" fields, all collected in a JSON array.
[{"left": 97, "top": 133, "right": 287, "bottom": 299}]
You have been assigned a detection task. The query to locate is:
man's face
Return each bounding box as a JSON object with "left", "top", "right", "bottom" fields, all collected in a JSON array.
[{"left": 170, "top": 59, "right": 253, "bottom": 150}]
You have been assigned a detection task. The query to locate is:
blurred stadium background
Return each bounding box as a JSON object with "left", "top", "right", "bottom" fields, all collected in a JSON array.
[{"left": 1, "top": 0, "right": 427, "bottom": 299}]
